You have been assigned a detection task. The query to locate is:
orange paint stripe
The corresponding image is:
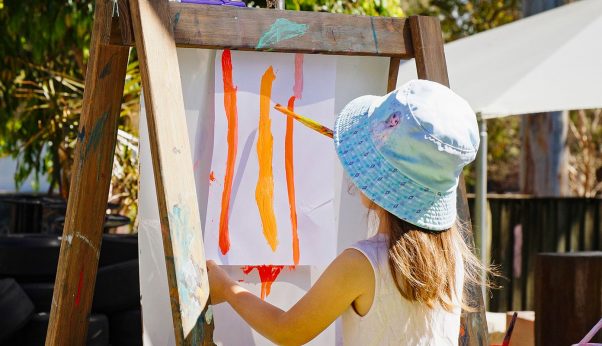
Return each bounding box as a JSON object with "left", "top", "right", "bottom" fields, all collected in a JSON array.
[
  {"left": 219, "top": 50, "right": 238, "bottom": 255},
  {"left": 256, "top": 66, "right": 279, "bottom": 252},
  {"left": 285, "top": 96, "right": 300, "bottom": 265}
]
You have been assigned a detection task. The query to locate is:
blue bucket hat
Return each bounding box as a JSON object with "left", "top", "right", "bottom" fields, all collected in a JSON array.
[{"left": 334, "top": 79, "right": 479, "bottom": 231}]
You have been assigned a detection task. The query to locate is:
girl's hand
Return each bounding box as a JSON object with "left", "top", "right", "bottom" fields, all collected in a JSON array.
[{"left": 207, "top": 260, "right": 235, "bottom": 305}]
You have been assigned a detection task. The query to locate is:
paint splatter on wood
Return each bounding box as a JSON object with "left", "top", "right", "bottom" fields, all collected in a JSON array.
[
  {"left": 84, "top": 111, "right": 109, "bottom": 159},
  {"left": 219, "top": 50, "right": 239, "bottom": 255},
  {"left": 256, "top": 66, "right": 278, "bottom": 252},
  {"left": 168, "top": 204, "right": 208, "bottom": 335},
  {"left": 75, "top": 268, "right": 84, "bottom": 307},
  {"left": 242, "top": 265, "right": 284, "bottom": 300},
  {"left": 172, "top": 11, "right": 181, "bottom": 32},
  {"left": 256, "top": 18, "right": 308, "bottom": 49},
  {"left": 99, "top": 59, "right": 112, "bottom": 79},
  {"left": 370, "top": 17, "right": 379, "bottom": 53},
  {"left": 285, "top": 96, "right": 300, "bottom": 265}
]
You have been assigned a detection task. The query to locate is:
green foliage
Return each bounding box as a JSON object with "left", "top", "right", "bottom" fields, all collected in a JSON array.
[
  {"left": 0, "top": 0, "right": 94, "bottom": 194},
  {"left": 286, "top": 0, "right": 403, "bottom": 16},
  {"left": 485, "top": 116, "right": 521, "bottom": 192},
  {"left": 0, "top": 0, "right": 140, "bottom": 230},
  {"left": 404, "top": 0, "right": 521, "bottom": 42}
]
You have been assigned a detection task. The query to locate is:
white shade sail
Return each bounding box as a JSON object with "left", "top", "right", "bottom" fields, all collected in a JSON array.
[{"left": 396, "top": 0, "right": 602, "bottom": 119}]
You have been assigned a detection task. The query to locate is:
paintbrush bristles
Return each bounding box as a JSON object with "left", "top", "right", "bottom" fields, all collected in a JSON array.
[{"left": 273, "top": 104, "right": 334, "bottom": 139}]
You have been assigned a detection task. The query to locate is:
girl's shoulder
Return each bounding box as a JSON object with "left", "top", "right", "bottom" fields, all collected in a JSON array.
[
  {"left": 342, "top": 233, "right": 389, "bottom": 275},
  {"left": 348, "top": 233, "right": 389, "bottom": 267}
]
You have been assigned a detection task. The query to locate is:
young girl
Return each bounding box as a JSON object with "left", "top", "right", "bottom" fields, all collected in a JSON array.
[{"left": 207, "top": 79, "right": 487, "bottom": 345}]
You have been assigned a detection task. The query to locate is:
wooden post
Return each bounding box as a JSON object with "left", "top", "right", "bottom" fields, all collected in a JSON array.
[
  {"left": 46, "top": 0, "right": 130, "bottom": 344},
  {"left": 536, "top": 252, "right": 602, "bottom": 345},
  {"left": 409, "top": 15, "right": 489, "bottom": 346},
  {"left": 128, "top": 0, "right": 213, "bottom": 344}
]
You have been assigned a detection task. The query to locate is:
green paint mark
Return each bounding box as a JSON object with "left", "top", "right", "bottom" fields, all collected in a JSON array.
[
  {"left": 84, "top": 111, "right": 109, "bottom": 160},
  {"left": 256, "top": 18, "right": 308, "bottom": 49},
  {"left": 370, "top": 17, "right": 379, "bottom": 53},
  {"left": 173, "top": 12, "right": 180, "bottom": 32}
]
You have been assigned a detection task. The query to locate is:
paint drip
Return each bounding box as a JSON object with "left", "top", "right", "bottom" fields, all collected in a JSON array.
[
  {"left": 242, "top": 265, "right": 284, "bottom": 300},
  {"left": 219, "top": 50, "right": 239, "bottom": 255},
  {"left": 293, "top": 54, "right": 304, "bottom": 99},
  {"left": 285, "top": 96, "right": 300, "bottom": 265},
  {"left": 256, "top": 66, "right": 279, "bottom": 252}
]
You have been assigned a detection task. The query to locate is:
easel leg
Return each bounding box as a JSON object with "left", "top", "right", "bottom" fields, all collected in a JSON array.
[
  {"left": 129, "top": 0, "right": 214, "bottom": 344},
  {"left": 46, "top": 1, "right": 130, "bottom": 345},
  {"left": 409, "top": 15, "right": 489, "bottom": 346}
]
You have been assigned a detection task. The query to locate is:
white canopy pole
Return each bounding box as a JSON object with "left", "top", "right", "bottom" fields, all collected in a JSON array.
[{"left": 474, "top": 115, "right": 488, "bottom": 300}]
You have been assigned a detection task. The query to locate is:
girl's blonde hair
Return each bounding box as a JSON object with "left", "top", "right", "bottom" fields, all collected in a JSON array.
[{"left": 372, "top": 202, "right": 495, "bottom": 312}]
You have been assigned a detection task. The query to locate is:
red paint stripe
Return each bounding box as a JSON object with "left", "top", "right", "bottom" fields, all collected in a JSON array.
[
  {"left": 219, "top": 50, "right": 239, "bottom": 255},
  {"left": 285, "top": 96, "right": 300, "bottom": 265},
  {"left": 241, "top": 265, "right": 284, "bottom": 300},
  {"left": 75, "top": 268, "right": 84, "bottom": 307}
]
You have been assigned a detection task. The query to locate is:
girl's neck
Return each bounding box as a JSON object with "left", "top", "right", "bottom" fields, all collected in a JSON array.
[{"left": 376, "top": 213, "right": 390, "bottom": 235}]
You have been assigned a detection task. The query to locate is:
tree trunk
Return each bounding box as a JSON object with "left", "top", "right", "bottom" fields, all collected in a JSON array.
[
  {"left": 520, "top": 112, "right": 569, "bottom": 196},
  {"left": 520, "top": 0, "right": 571, "bottom": 197}
]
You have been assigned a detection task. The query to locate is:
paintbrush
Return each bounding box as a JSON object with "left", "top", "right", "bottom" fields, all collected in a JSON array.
[
  {"left": 274, "top": 104, "right": 334, "bottom": 139},
  {"left": 502, "top": 312, "right": 519, "bottom": 346}
]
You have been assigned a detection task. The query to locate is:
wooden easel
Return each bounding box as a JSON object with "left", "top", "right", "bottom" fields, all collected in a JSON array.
[{"left": 45, "top": 0, "right": 489, "bottom": 345}]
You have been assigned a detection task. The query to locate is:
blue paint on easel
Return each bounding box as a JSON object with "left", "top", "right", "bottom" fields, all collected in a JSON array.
[
  {"left": 99, "top": 60, "right": 112, "bottom": 79},
  {"left": 173, "top": 11, "right": 181, "bottom": 32},
  {"left": 84, "top": 111, "right": 109, "bottom": 160},
  {"left": 256, "top": 18, "right": 308, "bottom": 49},
  {"left": 78, "top": 127, "right": 86, "bottom": 142},
  {"left": 168, "top": 203, "right": 206, "bottom": 335}
]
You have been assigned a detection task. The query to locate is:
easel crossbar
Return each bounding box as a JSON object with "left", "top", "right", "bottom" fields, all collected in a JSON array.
[{"left": 109, "top": 3, "right": 414, "bottom": 58}]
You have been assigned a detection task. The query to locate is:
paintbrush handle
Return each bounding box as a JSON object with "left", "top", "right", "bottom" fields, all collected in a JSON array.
[
  {"left": 274, "top": 104, "right": 334, "bottom": 139},
  {"left": 502, "top": 312, "right": 518, "bottom": 346}
]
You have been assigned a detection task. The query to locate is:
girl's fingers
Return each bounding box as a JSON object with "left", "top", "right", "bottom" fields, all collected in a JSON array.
[{"left": 206, "top": 260, "right": 230, "bottom": 305}]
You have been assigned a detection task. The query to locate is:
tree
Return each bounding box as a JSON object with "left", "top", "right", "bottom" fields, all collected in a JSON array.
[
  {"left": 402, "top": 0, "right": 520, "bottom": 42},
  {"left": 519, "top": 0, "right": 570, "bottom": 196},
  {"left": 0, "top": 0, "right": 140, "bottom": 226}
]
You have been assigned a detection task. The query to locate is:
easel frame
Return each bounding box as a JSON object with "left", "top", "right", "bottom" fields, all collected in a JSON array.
[{"left": 45, "top": 0, "right": 488, "bottom": 345}]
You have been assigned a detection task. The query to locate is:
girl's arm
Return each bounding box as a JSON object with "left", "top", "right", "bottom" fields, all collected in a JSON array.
[{"left": 207, "top": 248, "right": 374, "bottom": 346}]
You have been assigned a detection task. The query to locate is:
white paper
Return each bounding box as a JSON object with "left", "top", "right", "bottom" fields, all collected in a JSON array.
[{"left": 205, "top": 50, "right": 336, "bottom": 265}]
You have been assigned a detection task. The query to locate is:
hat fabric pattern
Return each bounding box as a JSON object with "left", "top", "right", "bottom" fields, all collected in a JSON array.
[{"left": 334, "top": 80, "right": 479, "bottom": 231}]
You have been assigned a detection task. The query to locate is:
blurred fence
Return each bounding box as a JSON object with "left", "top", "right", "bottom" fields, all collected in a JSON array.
[{"left": 467, "top": 195, "right": 602, "bottom": 312}]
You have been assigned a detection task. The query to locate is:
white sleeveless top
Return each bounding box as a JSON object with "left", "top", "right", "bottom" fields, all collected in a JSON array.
[{"left": 342, "top": 234, "right": 464, "bottom": 346}]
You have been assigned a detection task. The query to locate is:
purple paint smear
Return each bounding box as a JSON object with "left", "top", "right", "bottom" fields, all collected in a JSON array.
[{"left": 181, "top": 0, "right": 246, "bottom": 6}]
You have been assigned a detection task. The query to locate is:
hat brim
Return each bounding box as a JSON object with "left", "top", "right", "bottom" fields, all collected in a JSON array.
[{"left": 334, "top": 95, "right": 457, "bottom": 231}]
